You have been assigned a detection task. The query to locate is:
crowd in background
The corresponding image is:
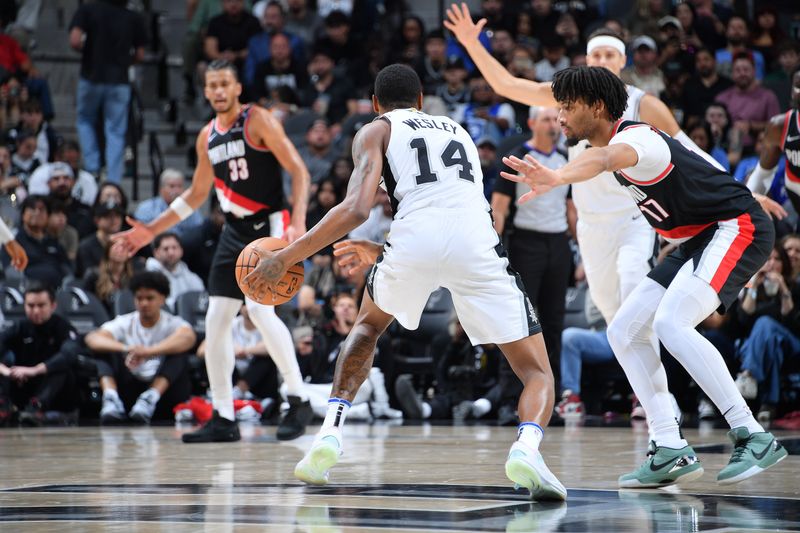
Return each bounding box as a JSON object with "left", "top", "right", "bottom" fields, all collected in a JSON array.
[{"left": 0, "top": 0, "right": 798, "bottom": 430}]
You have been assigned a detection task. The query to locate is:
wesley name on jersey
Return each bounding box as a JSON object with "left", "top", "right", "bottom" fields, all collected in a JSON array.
[{"left": 400, "top": 116, "right": 460, "bottom": 135}]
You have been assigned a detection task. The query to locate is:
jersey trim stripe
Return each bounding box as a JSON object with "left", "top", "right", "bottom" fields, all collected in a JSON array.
[
  {"left": 786, "top": 164, "right": 800, "bottom": 183},
  {"left": 212, "top": 115, "right": 235, "bottom": 135},
  {"left": 708, "top": 214, "right": 755, "bottom": 292},
  {"left": 619, "top": 163, "right": 674, "bottom": 186},
  {"left": 654, "top": 220, "right": 715, "bottom": 240},
  {"left": 780, "top": 110, "right": 792, "bottom": 151},
  {"left": 243, "top": 106, "right": 271, "bottom": 153},
  {"left": 214, "top": 177, "right": 270, "bottom": 212},
  {"left": 205, "top": 119, "right": 214, "bottom": 150}
]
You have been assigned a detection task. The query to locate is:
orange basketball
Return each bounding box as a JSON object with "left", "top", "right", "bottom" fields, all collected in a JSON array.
[{"left": 235, "top": 237, "right": 304, "bottom": 305}]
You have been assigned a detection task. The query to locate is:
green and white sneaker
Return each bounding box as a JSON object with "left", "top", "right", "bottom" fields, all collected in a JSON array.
[
  {"left": 717, "top": 427, "right": 787, "bottom": 485},
  {"left": 505, "top": 442, "right": 568, "bottom": 501},
  {"left": 294, "top": 432, "right": 342, "bottom": 486},
  {"left": 618, "top": 441, "right": 704, "bottom": 488}
]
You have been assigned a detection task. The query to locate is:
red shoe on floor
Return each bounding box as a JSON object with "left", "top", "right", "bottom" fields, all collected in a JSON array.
[
  {"left": 555, "top": 392, "right": 584, "bottom": 419},
  {"left": 773, "top": 411, "right": 800, "bottom": 430}
]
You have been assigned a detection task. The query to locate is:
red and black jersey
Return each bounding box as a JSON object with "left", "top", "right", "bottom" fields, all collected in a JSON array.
[
  {"left": 609, "top": 119, "right": 759, "bottom": 244},
  {"left": 780, "top": 109, "right": 800, "bottom": 186},
  {"left": 207, "top": 104, "right": 284, "bottom": 220}
]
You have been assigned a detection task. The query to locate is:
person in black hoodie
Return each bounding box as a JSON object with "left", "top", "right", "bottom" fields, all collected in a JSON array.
[{"left": 0, "top": 282, "right": 79, "bottom": 425}]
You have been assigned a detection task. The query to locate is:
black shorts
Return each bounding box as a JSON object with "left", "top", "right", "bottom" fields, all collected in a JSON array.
[
  {"left": 648, "top": 207, "right": 774, "bottom": 313},
  {"left": 207, "top": 214, "right": 280, "bottom": 300}
]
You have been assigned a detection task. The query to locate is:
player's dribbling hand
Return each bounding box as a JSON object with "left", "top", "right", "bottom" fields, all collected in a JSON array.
[
  {"left": 752, "top": 193, "right": 787, "bottom": 220},
  {"left": 110, "top": 217, "right": 155, "bottom": 258},
  {"left": 3, "top": 240, "right": 27, "bottom": 271},
  {"left": 443, "top": 3, "right": 486, "bottom": 45},
  {"left": 242, "top": 247, "right": 286, "bottom": 303},
  {"left": 333, "top": 239, "right": 382, "bottom": 275},
  {"left": 500, "top": 154, "right": 559, "bottom": 203}
]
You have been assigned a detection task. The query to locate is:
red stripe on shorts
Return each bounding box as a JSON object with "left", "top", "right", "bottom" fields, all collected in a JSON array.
[{"left": 709, "top": 213, "right": 755, "bottom": 292}]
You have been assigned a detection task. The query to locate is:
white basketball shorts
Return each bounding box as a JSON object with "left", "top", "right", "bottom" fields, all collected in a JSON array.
[{"left": 366, "top": 208, "right": 541, "bottom": 346}]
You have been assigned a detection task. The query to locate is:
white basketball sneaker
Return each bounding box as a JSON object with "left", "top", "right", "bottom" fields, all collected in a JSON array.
[
  {"left": 294, "top": 429, "right": 343, "bottom": 486},
  {"left": 505, "top": 441, "right": 567, "bottom": 501}
]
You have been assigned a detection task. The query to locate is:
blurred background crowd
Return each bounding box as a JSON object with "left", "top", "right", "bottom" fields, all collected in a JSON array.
[{"left": 0, "top": 0, "right": 798, "bottom": 431}]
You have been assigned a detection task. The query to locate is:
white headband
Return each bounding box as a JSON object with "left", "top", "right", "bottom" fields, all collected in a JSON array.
[{"left": 586, "top": 36, "right": 626, "bottom": 57}]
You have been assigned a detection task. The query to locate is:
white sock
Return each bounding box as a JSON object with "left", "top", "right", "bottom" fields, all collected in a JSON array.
[
  {"left": 245, "top": 299, "right": 308, "bottom": 401},
  {"left": 421, "top": 402, "right": 432, "bottom": 419},
  {"left": 608, "top": 278, "right": 685, "bottom": 448},
  {"left": 517, "top": 422, "right": 544, "bottom": 450},
  {"left": 204, "top": 296, "right": 242, "bottom": 421},
  {"left": 472, "top": 398, "right": 492, "bottom": 418},
  {"left": 722, "top": 397, "right": 764, "bottom": 434},
  {"left": 322, "top": 398, "right": 351, "bottom": 430},
  {"left": 653, "top": 264, "right": 763, "bottom": 436},
  {"left": 103, "top": 388, "right": 119, "bottom": 400},
  {"left": 143, "top": 387, "right": 161, "bottom": 403}
]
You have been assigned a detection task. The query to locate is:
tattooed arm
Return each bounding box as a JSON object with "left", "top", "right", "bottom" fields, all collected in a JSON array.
[{"left": 243, "top": 120, "right": 389, "bottom": 296}]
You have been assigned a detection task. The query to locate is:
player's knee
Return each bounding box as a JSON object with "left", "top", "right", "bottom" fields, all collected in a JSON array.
[
  {"left": 606, "top": 316, "right": 627, "bottom": 355},
  {"left": 651, "top": 307, "right": 674, "bottom": 347}
]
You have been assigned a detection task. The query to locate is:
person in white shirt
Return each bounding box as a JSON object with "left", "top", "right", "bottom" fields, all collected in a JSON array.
[
  {"left": 145, "top": 232, "right": 205, "bottom": 308},
  {"left": 85, "top": 271, "right": 197, "bottom": 424},
  {"left": 27, "top": 140, "right": 98, "bottom": 206}
]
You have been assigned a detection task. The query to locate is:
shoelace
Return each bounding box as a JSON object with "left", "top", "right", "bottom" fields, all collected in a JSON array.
[{"left": 729, "top": 437, "right": 752, "bottom": 463}]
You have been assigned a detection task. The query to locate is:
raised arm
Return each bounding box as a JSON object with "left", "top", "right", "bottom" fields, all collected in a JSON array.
[
  {"left": 746, "top": 113, "right": 784, "bottom": 194},
  {"left": 112, "top": 125, "right": 216, "bottom": 256},
  {"left": 444, "top": 3, "right": 557, "bottom": 107},
  {"left": 248, "top": 106, "right": 310, "bottom": 242},
  {"left": 242, "top": 120, "right": 389, "bottom": 300}
]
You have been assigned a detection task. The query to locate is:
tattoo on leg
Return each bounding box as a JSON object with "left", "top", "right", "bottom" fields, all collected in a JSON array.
[{"left": 331, "top": 329, "right": 377, "bottom": 400}]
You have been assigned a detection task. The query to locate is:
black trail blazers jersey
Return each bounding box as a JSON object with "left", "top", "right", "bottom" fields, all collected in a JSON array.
[
  {"left": 609, "top": 119, "right": 759, "bottom": 244},
  {"left": 780, "top": 109, "right": 800, "bottom": 186},
  {"left": 207, "top": 104, "right": 284, "bottom": 220}
]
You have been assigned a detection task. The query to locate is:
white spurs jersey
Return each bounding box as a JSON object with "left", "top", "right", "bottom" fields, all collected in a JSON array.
[
  {"left": 569, "top": 85, "right": 646, "bottom": 216},
  {"left": 379, "top": 109, "right": 489, "bottom": 219}
]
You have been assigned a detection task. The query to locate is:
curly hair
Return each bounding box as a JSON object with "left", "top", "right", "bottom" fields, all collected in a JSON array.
[{"left": 551, "top": 66, "right": 629, "bottom": 122}]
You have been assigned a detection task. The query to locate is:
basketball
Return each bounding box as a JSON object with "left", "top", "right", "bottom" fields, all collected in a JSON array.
[{"left": 235, "top": 237, "right": 304, "bottom": 305}]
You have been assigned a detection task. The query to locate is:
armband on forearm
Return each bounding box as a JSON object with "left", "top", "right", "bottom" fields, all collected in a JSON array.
[
  {"left": 169, "top": 197, "right": 194, "bottom": 221},
  {"left": 746, "top": 163, "right": 777, "bottom": 195}
]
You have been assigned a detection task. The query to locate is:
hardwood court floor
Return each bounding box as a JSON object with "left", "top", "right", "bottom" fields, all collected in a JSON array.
[{"left": 0, "top": 423, "right": 798, "bottom": 531}]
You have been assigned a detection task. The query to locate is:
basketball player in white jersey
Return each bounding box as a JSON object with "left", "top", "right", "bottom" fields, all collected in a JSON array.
[
  {"left": 445, "top": 3, "right": 719, "bottom": 333},
  {"left": 244, "top": 64, "right": 567, "bottom": 501}
]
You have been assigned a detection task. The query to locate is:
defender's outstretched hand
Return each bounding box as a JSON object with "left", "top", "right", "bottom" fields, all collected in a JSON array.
[
  {"left": 501, "top": 154, "right": 561, "bottom": 203},
  {"left": 333, "top": 239, "right": 382, "bottom": 276},
  {"left": 3, "top": 240, "right": 27, "bottom": 271},
  {"left": 110, "top": 216, "right": 155, "bottom": 258},
  {"left": 444, "top": 3, "right": 486, "bottom": 45}
]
